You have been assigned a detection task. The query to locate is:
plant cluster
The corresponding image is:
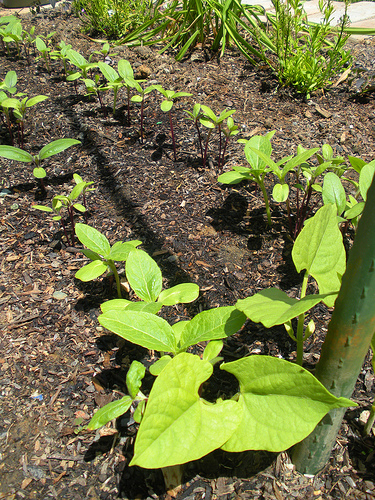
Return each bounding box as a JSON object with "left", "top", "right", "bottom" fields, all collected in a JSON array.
[{"left": 218, "top": 132, "right": 373, "bottom": 238}]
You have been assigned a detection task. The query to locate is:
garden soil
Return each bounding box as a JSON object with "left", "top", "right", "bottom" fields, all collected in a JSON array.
[{"left": 1, "top": 5, "right": 375, "bottom": 499}]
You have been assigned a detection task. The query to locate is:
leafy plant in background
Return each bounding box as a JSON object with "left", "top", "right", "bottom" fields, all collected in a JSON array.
[
  {"left": 73, "top": 0, "right": 153, "bottom": 39},
  {"left": 131, "top": 82, "right": 155, "bottom": 143},
  {"left": 0, "top": 70, "right": 19, "bottom": 146},
  {"left": 97, "top": 61, "right": 124, "bottom": 116},
  {"left": 1, "top": 16, "right": 23, "bottom": 58},
  {"left": 261, "top": 0, "right": 351, "bottom": 97},
  {"left": 75, "top": 223, "right": 142, "bottom": 298},
  {"left": 120, "top": 0, "right": 273, "bottom": 64},
  {"left": 90, "top": 42, "right": 117, "bottom": 62},
  {"left": 117, "top": 59, "right": 138, "bottom": 123},
  {"left": 1, "top": 93, "right": 48, "bottom": 148},
  {"left": 152, "top": 85, "right": 192, "bottom": 161},
  {"left": 81, "top": 74, "right": 107, "bottom": 115},
  {"left": 236, "top": 204, "right": 345, "bottom": 365},
  {"left": 66, "top": 48, "right": 98, "bottom": 83},
  {"left": 0, "top": 139, "right": 81, "bottom": 193},
  {"left": 35, "top": 34, "right": 56, "bottom": 74},
  {"left": 33, "top": 175, "right": 93, "bottom": 246}
]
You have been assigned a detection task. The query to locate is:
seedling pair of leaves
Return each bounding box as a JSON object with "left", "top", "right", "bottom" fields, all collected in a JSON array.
[
  {"left": 33, "top": 174, "right": 94, "bottom": 247},
  {"left": 0, "top": 138, "right": 81, "bottom": 192},
  {"left": 235, "top": 204, "right": 345, "bottom": 365}
]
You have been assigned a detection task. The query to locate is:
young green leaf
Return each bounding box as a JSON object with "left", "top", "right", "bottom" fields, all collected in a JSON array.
[
  {"left": 221, "top": 356, "right": 354, "bottom": 452},
  {"left": 75, "top": 260, "right": 108, "bottom": 281},
  {"left": 322, "top": 172, "right": 346, "bottom": 215},
  {"left": 0, "top": 145, "right": 33, "bottom": 162},
  {"left": 130, "top": 353, "right": 242, "bottom": 468},
  {"left": 108, "top": 240, "right": 141, "bottom": 261},
  {"left": 149, "top": 355, "right": 172, "bottom": 376},
  {"left": 292, "top": 204, "right": 346, "bottom": 307},
  {"left": 39, "top": 138, "right": 81, "bottom": 160},
  {"left": 88, "top": 395, "right": 133, "bottom": 430},
  {"left": 126, "top": 360, "right": 146, "bottom": 399},
  {"left": 98, "top": 310, "right": 178, "bottom": 353},
  {"left": 178, "top": 306, "right": 246, "bottom": 351},
  {"left": 203, "top": 340, "right": 224, "bottom": 362},
  {"left": 157, "top": 283, "right": 199, "bottom": 306},
  {"left": 126, "top": 249, "right": 162, "bottom": 302},
  {"left": 75, "top": 223, "right": 111, "bottom": 257}
]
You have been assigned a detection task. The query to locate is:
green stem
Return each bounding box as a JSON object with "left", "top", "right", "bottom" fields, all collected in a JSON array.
[
  {"left": 296, "top": 271, "right": 308, "bottom": 366},
  {"left": 292, "top": 173, "right": 375, "bottom": 474},
  {"left": 259, "top": 180, "right": 272, "bottom": 225},
  {"left": 107, "top": 260, "right": 122, "bottom": 298}
]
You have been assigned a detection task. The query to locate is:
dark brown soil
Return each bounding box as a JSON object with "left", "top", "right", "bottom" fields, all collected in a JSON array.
[{"left": 1, "top": 5, "right": 375, "bottom": 499}]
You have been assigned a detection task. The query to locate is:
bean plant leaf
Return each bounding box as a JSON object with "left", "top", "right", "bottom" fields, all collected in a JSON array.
[
  {"left": 221, "top": 356, "right": 354, "bottom": 453},
  {"left": 100, "top": 298, "right": 162, "bottom": 314},
  {"left": 98, "top": 61, "right": 119, "bottom": 82},
  {"left": 98, "top": 310, "right": 177, "bottom": 353},
  {"left": 322, "top": 172, "right": 346, "bottom": 215},
  {"left": 218, "top": 170, "right": 249, "bottom": 184},
  {"left": 236, "top": 288, "right": 333, "bottom": 328},
  {"left": 27, "top": 95, "right": 48, "bottom": 107},
  {"left": 244, "top": 134, "right": 272, "bottom": 171},
  {"left": 292, "top": 204, "right": 346, "bottom": 307},
  {"left": 179, "top": 306, "right": 246, "bottom": 351},
  {"left": 130, "top": 353, "right": 243, "bottom": 468},
  {"left": 39, "top": 138, "right": 81, "bottom": 160},
  {"left": 88, "top": 395, "right": 133, "bottom": 430},
  {"left": 75, "top": 260, "right": 108, "bottom": 281},
  {"left": 203, "top": 340, "right": 224, "bottom": 362},
  {"left": 149, "top": 355, "right": 172, "bottom": 376},
  {"left": 126, "top": 249, "right": 162, "bottom": 302},
  {"left": 126, "top": 360, "right": 146, "bottom": 399},
  {"left": 157, "top": 283, "right": 200, "bottom": 306}
]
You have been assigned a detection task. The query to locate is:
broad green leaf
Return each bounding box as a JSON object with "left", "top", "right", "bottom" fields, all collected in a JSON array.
[
  {"left": 101, "top": 299, "right": 132, "bottom": 312},
  {"left": 218, "top": 170, "right": 249, "bottom": 184},
  {"left": 1, "top": 97, "right": 21, "bottom": 109},
  {"left": 172, "top": 320, "right": 189, "bottom": 346},
  {"left": 281, "top": 148, "right": 319, "bottom": 178},
  {"left": 179, "top": 306, "right": 246, "bottom": 351},
  {"left": 292, "top": 204, "right": 346, "bottom": 307},
  {"left": 345, "top": 201, "right": 365, "bottom": 220},
  {"left": 118, "top": 59, "right": 134, "bottom": 80},
  {"left": 73, "top": 203, "right": 86, "bottom": 212},
  {"left": 348, "top": 156, "right": 366, "bottom": 173},
  {"left": 203, "top": 340, "right": 224, "bottom": 362},
  {"left": 322, "top": 172, "right": 346, "bottom": 215},
  {"left": 98, "top": 61, "right": 119, "bottom": 82},
  {"left": 244, "top": 134, "right": 272, "bottom": 171},
  {"left": 108, "top": 240, "right": 141, "bottom": 261},
  {"left": 126, "top": 249, "right": 162, "bottom": 302},
  {"left": 33, "top": 167, "right": 46, "bottom": 178},
  {"left": 149, "top": 355, "right": 172, "bottom": 376},
  {"left": 88, "top": 395, "right": 133, "bottom": 430},
  {"left": 75, "top": 223, "right": 111, "bottom": 257},
  {"left": 160, "top": 99, "right": 173, "bottom": 112},
  {"left": 221, "top": 356, "right": 354, "bottom": 452},
  {"left": 157, "top": 283, "right": 199, "bottom": 306},
  {"left": 272, "top": 183, "right": 289, "bottom": 202},
  {"left": 4, "top": 70, "right": 17, "bottom": 88},
  {"left": 82, "top": 248, "right": 101, "bottom": 261},
  {"left": 359, "top": 162, "right": 375, "bottom": 201},
  {"left": 0, "top": 145, "right": 33, "bottom": 162},
  {"left": 39, "top": 138, "right": 81, "bottom": 160},
  {"left": 33, "top": 205, "right": 53, "bottom": 212},
  {"left": 131, "top": 353, "right": 242, "bottom": 468},
  {"left": 69, "top": 182, "right": 85, "bottom": 200},
  {"left": 67, "top": 48, "right": 88, "bottom": 68},
  {"left": 75, "top": 260, "right": 108, "bottom": 281},
  {"left": 26, "top": 95, "right": 48, "bottom": 107},
  {"left": 236, "top": 288, "right": 332, "bottom": 328},
  {"left": 100, "top": 298, "right": 162, "bottom": 314},
  {"left": 98, "top": 310, "right": 177, "bottom": 353},
  {"left": 126, "top": 360, "right": 146, "bottom": 399},
  {"left": 35, "top": 36, "right": 47, "bottom": 51}
]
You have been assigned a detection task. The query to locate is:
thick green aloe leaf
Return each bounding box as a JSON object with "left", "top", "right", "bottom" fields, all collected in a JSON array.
[
  {"left": 88, "top": 395, "right": 133, "bottom": 430},
  {"left": 236, "top": 288, "right": 333, "bottom": 328},
  {"left": 130, "top": 353, "right": 242, "bottom": 468},
  {"left": 179, "top": 306, "right": 246, "bottom": 351},
  {"left": 75, "top": 260, "right": 108, "bottom": 281},
  {"left": 158, "top": 283, "right": 199, "bottom": 305},
  {"left": 126, "top": 360, "right": 146, "bottom": 399},
  {"left": 98, "top": 310, "right": 177, "bottom": 353},
  {"left": 221, "top": 356, "right": 354, "bottom": 452},
  {"left": 75, "top": 223, "right": 111, "bottom": 257},
  {"left": 292, "top": 204, "right": 346, "bottom": 307},
  {"left": 126, "top": 249, "right": 162, "bottom": 302}
]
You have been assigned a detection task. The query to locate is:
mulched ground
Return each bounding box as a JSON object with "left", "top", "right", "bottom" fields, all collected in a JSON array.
[{"left": 1, "top": 4, "right": 375, "bottom": 499}]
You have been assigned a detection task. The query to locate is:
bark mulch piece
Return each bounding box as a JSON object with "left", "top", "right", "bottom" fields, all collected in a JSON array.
[{"left": 1, "top": 4, "right": 375, "bottom": 499}]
